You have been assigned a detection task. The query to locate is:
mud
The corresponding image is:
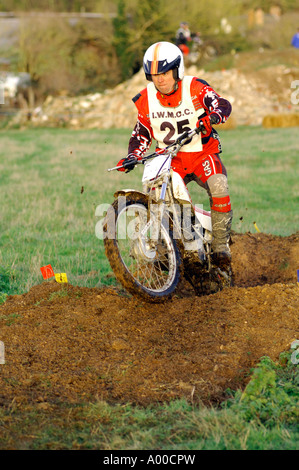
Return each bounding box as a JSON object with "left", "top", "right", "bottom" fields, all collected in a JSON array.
[{"left": 0, "top": 232, "right": 298, "bottom": 407}]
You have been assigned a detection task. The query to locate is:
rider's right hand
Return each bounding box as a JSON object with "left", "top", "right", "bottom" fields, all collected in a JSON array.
[{"left": 116, "top": 155, "right": 137, "bottom": 173}]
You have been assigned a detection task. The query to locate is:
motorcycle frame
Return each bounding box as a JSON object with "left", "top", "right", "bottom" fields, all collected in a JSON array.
[{"left": 113, "top": 129, "right": 213, "bottom": 266}]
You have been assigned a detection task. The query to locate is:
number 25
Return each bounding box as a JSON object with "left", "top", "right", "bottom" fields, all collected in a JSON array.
[{"left": 160, "top": 119, "right": 191, "bottom": 145}]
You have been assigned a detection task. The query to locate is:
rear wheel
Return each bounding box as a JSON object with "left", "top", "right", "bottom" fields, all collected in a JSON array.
[
  {"left": 183, "top": 256, "right": 233, "bottom": 296},
  {"left": 103, "top": 194, "right": 183, "bottom": 302}
]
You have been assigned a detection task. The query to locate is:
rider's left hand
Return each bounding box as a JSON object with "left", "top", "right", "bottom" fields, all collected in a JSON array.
[
  {"left": 196, "top": 115, "right": 212, "bottom": 135},
  {"left": 197, "top": 113, "right": 220, "bottom": 135},
  {"left": 209, "top": 113, "right": 220, "bottom": 125}
]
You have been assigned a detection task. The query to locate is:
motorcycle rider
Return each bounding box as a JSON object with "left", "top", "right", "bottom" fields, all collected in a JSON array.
[
  {"left": 175, "top": 21, "right": 192, "bottom": 56},
  {"left": 117, "top": 41, "right": 233, "bottom": 267}
]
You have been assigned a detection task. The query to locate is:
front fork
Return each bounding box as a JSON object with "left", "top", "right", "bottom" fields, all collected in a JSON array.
[
  {"left": 144, "top": 176, "right": 214, "bottom": 270},
  {"left": 145, "top": 174, "right": 170, "bottom": 246}
]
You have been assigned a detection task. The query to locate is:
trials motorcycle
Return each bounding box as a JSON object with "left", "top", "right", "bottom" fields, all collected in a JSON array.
[{"left": 102, "top": 125, "right": 232, "bottom": 302}]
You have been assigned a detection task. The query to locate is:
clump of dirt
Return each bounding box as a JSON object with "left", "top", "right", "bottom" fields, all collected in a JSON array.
[{"left": 0, "top": 232, "right": 298, "bottom": 407}]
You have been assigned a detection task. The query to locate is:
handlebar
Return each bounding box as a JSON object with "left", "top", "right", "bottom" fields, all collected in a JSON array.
[{"left": 108, "top": 120, "right": 208, "bottom": 172}]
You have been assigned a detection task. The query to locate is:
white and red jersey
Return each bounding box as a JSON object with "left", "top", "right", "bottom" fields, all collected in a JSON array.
[
  {"left": 147, "top": 76, "right": 203, "bottom": 153},
  {"left": 128, "top": 76, "right": 232, "bottom": 166}
]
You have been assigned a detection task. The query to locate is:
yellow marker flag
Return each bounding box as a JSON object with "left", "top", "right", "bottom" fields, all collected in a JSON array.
[
  {"left": 253, "top": 222, "right": 260, "bottom": 233},
  {"left": 55, "top": 273, "right": 68, "bottom": 283}
]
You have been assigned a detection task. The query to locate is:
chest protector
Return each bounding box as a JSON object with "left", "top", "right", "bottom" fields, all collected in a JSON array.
[{"left": 147, "top": 76, "right": 204, "bottom": 153}]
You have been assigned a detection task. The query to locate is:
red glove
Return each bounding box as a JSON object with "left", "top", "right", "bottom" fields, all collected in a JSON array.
[
  {"left": 196, "top": 115, "right": 212, "bottom": 135},
  {"left": 196, "top": 113, "right": 220, "bottom": 135},
  {"left": 116, "top": 155, "right": 137, "bottom": 173},
  {"left": 116, "top": 158, "right": 126, "bottom": 172}
]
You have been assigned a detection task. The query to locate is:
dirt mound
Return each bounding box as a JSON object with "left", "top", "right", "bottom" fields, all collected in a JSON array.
[
  {"left": 0, "top": 232, "right": 298, "bottom": 407},
  {"left": 7, "top": 59, "right": 299, "bottom": 129}
]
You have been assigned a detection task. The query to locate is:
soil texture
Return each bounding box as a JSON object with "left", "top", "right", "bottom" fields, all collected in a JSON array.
[{"left": 0, "top": 232, "right": 298, "bottom": 407}]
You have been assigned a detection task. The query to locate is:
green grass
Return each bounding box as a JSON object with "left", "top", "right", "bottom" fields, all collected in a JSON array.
[
  {"left": 220, "top": 126, "right": 299, "bottom": 235},
  {"left": 0, "top": 127, "right": 130, "bottom": 297},
  {"left": 204, "top": 47, "right": 299, "bottom": 73},
  {"left": 0, "top": 126, "right": 298, "bottom": 299}
]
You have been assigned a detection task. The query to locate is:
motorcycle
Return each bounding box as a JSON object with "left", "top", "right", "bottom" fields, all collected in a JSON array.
[{"left": 102, "top": 124, "right": 232, "bottom": 302}]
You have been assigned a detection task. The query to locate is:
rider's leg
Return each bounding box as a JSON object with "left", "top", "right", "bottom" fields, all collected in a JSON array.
[
  {"left": 206, "top": 173, "right": 233, "bottom": 266},
  {"left": 191, "top": 153, "right": 233, "bottom": 267},
  {"left": 174, "top": 154, "right": 233, "bottom": 266}
]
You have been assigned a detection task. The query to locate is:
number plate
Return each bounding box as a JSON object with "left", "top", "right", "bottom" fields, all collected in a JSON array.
[{"left": 142, "top": 155, "right": 170, "bottom": 183}]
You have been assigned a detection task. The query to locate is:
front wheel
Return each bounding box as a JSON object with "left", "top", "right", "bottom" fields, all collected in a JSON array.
[{"left": 103, "top": 194, "right": 183, "bottom": 302}]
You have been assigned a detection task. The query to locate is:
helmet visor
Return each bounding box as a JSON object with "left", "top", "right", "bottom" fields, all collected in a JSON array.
[{"left": 144, "top": 57, "right": 181, "bottom": 76}]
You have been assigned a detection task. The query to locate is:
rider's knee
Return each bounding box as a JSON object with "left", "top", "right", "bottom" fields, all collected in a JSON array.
[
  {"left": 207, "top": 174, "right": 229, "bottom": 199},
  {"left": 207, "top": 174, "right": 231, "bottom": 212}
]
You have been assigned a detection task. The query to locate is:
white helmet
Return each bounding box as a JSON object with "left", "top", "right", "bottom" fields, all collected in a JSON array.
[{"left": 143, "top": 41, "right": 184, "bottom": 82}]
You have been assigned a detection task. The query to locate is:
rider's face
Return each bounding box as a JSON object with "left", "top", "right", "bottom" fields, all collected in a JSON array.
[{"left": 151, "top": 70, "right": 176, "bottom": 95}]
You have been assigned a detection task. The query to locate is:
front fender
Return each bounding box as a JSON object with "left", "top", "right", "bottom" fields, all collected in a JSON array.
[{"left": 113, "top": 189, "right": 148, "bottom": 200}]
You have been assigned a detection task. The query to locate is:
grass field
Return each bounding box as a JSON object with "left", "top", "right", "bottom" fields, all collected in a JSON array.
[
  {"left": 0, "top": 125, "right": 298, "bottom": 298},
  {"left": 0, "top": 126, "right": 298, "bottom": 450}
]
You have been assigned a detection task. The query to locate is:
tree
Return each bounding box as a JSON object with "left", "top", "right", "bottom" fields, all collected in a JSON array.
[
  {"left": 113, "top": 0, "right": 170, "bottom": 80},
  {"left": 113, "top": 0, "right": 133, "bottom": 80},
  {"left": 15, "top": 15, "right": 120, "bottom": 98}
]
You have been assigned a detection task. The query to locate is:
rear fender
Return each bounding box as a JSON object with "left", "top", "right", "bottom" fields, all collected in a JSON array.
[
  {"left": 194, "top": 206, "right": 212, "bottom": 232},
  {"left": 171, "top": 170, "right": 212, "bottom": 232}
]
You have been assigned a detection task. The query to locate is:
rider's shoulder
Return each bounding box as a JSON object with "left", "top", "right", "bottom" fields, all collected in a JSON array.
[
  {"left": 132, "top": 87, "right": 148, "bottom": 103},
  {"left": 190, "top": 76, "right": 211, "bottom": 90},
  {"left": 132, "top": 88, "right": 149, "bottom": 115}
]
